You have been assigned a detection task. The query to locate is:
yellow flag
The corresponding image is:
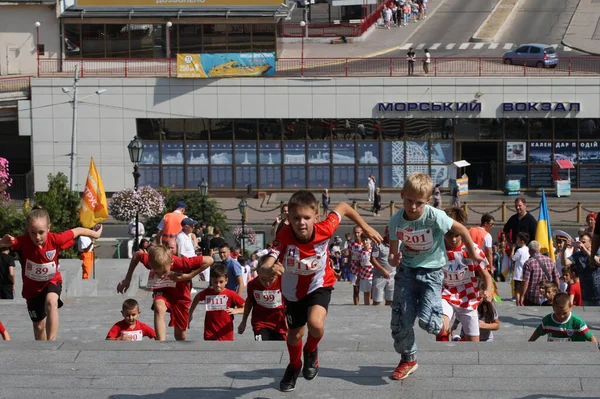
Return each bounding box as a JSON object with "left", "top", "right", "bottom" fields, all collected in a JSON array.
[{"left": 79, "top": 157, "right": 108, "bottom": 228}]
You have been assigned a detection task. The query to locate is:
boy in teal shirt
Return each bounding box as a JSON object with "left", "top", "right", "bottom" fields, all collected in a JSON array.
[
  {"left": 388, "top": 173, "right": 483, "bottom": 380},
  {"left": 529, "top": 293, "right": 597, "bottom": 342}
]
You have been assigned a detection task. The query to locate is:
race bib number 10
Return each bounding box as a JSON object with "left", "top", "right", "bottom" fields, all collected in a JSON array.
[{"left": 206, "top": 295, "right": 228, "bottom": 311}]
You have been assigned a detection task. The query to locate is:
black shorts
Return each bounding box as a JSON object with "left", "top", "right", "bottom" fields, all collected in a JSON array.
[
  {"left": 284, "top": 287, "right": 333, "bottom": 330},
  {"left": 254, "top": 328, "right": 286, "bottom": 341},
  {"left": 513, "top": 280, "right": 524, "bottom": 293},
  {"left": 0, "top": 285, "right": 13, "bottom": 300},
  {"left": 26, "top": 282, "right": 63, "bottom": 322}
]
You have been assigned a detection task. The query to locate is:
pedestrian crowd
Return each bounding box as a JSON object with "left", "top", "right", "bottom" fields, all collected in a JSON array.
[{"left": 381, "top": 0, "right": 428, "bottom": 29}]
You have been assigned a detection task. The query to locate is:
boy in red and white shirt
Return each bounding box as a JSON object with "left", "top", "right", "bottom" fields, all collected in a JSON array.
[
  {"left": 358, "top": 236, "right": 374, "bottom": 305},
  {"left": 348, "top": 226, "right": 364, "bottom": 306},
  {"left": 439, "top": 207, "right": 493, "bottom": 342},
  {"left": 106, "top": 299, "right": 156, "bottom": 341},
  {"left": 116, "top": 242, "right": 214, "bottom": 341},
  {"left": 189, "top": 263, "right": 245, "bottom": 341},
  {"left": 238, "top": 256, "right": 288, "bottom": 341},
  {"left": 259, "top": 190, "right": 382, "bottom": 392},
  {"left": 0, "top": 321, "right": 10, "bottom": 340}
]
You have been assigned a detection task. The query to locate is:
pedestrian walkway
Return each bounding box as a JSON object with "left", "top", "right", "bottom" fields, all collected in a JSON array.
[
  {"left": 562, "top": 0, "right": 600, "bottom": 55},
  {"left": 398, "top": 42, "right": 573, "bottom": 52}
]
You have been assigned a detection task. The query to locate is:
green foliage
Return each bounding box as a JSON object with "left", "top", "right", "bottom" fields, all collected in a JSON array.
[
  {"left": 34, "top": 173, "right": 81, "bottom": 258},
  {"left": 0, "top": 204, "right": 26, "bottom": 239},
  {"left": 144, "top": 190, "right": 229, "bottom": 237}
]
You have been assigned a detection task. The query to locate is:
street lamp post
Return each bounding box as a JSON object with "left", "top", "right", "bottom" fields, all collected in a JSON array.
[
  {"left": 35, "top": 22, "right": 41, "bottom": 78},
  {"left": 128, "top": 136, "right": 144, "bottom": 251},
  {"left": 166, "top": 21, "right": 172, "bottom": 76},
  {"left": 238, "top": 198, "right": 248, "bottom": 257},
  {"left": 300, "top": 20, "right": 306, "bottom": 77},
  {"left": 198, "top": 178, "right": 209, "bottom": 223}
]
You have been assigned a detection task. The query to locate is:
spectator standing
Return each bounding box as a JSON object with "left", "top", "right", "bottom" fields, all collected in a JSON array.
[
  {"left": 584, "top": 212, "right": 596, "bottom": 235},
  {"left": 422, "top": 49, "right": 430, "bottom": 75},
  {"left": 554, "top": 231, "right": 573, "bottom": 292},
  {"left": 432, "top": 184, "right": 442, "bottom": 209},
  {"left": 511, "top": 232, "right": 530, "bottom": 304},
  {"left": 406, "top": 47, "right": 416, "bottom": 75},
  {"left": 391, "top": 2, "right": 398, "bottom": 26},
  {"left": 127, "top": 218, "right": 146, "bottom": 259},
  {"left": 218, "top": 243, "right": 245, "bottom": 295},
  {"left": 519, "top": 241, "right": 561, "bottom": 306},
  {"left": 176, "top": 218, "right": 197, "bottom": 259},
  {"left": 502, "top": 197, "right": 538, "bottom": 246},
  {"left": 383, "top": 5, "right": 392, "bottom": 29},
  {"left": 371, "top": 227, "right": 395, "bottom": 306},
  {"left": 271, "top": 203, "right": 290, "bottom": 238},
  {"left": 468, "top": 213, "right": 495, "bottom": 272},
  {"left": 78, "top": 235, "right": 95, "bottom": 280},
  {"left": 209, "top": 227, "right": 226, "bottom": 262},
  {"left": 402, "top": 1, "right": 410, "bottom": 25},
  {"left": 0, "top": 247, "right": 15, "bottom": 299},
  {"left": 322, "top": 189, "right": 330, "bottom": 218},
  {"left": 155, "top": 201, "right": 186, "bottom": 245},
  {"left": 451, "top": 184, "right": 460, "bottom": 207},
  {"left": 563, "top": 233, "right": 600, "bottom": 306},
  {"left": 367, "top": 174, "right": 376, "bottom": 202},
  {"left": 373, "top": 188, "right": 382, "bottom": 216}
]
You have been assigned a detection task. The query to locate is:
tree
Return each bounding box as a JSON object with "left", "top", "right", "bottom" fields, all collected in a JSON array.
[
  {"left": 0, "top": 204, "right": 26, "bottom": 238},
  {"left": 0, "top": 157, "right": 13, "bottom": 205}
]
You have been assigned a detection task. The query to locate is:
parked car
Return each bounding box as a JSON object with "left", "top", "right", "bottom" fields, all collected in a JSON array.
[{"left": 503, "top": 44, "right": 558, "bottom": 68}]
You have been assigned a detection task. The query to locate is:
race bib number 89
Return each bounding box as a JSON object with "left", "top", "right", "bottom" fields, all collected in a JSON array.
[{"left": 25, "top": 260, "right": 57, "bottom": 282}]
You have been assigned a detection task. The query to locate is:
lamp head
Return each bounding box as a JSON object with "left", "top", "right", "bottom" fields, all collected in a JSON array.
[
  {"left": 166, "top": 21, "right": 173, "bottom": 28},
  {"left": 300, "top": 21, "right": 306, "bottom": 27},
  {"left": 35, "top": 22, "right": 41, "bottom": 27},
  {"left": 95, "top": 89, "right": 107, "bottom": 95},
  {"left": 61, "top": 87, "right": 70, "bottom": 94}
]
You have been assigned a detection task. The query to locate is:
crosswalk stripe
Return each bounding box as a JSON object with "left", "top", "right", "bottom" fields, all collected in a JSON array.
[
  {"left": 399, "top": 43, "right": 413, "bottom": 50},
  {"left": 416, "top": 43, "right": 426, "bottom": 50},
  {"left": 563, "top": 46, "right": 572, "bottom": 51},
  {"left": 459, "top": 43, "right": 470, "bottom": 50},
  {"left": 430, "top": 43, "right": 441, "bottom": 50},
  {"left": 503, "top": 43, "right": 513, "bottom": 50},
  {"left": 488, "top": 43, "right": 498, "bottom": 49},
  {"left": 551, "top": 44, "right": 558, "bottom": 49},
  {"left": 473, "top": 43, "right": 484, "bottom": 50},
  {"left": 446, "top": 43, "right": 455, "bottom": 49}
]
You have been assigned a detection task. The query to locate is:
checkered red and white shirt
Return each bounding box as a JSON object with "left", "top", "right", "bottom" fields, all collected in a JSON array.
[
  {"left": 359, "top": 248, "right": 374, "bottom": 280},
  {"left": 349, "top": 239, "right": 363, "bottom": 275},
  {"left": 442, "top": 244, "right": 488, "bottom": 309}
]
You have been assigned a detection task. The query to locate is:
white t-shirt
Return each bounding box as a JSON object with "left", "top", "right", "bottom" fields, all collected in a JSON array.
[
  {"left": 241, "top": 264, "right": 251, "bottom": 287},
  {"left": 483, "top": 232, "right": 492, "bottom": 252},
  {"left": 176, "top": 231, "right": 196, "bottom": 258},
  {"left": 78, "top": 236, "right": 93, "bottom": 252},
  {"left": 511, "top": 246, "right": 530, "bottom": 281}
]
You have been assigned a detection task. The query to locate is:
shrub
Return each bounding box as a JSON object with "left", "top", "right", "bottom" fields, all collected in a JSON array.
[{"left": 108, "top": 186, "right": 165, "bottom": 223}]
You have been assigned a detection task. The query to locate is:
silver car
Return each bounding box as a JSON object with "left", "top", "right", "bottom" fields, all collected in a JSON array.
[{"left": 503, "top": 44, "right": 558, "bottom": 68}]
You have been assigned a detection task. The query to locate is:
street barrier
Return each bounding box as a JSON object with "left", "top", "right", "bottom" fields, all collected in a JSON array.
[{"left": 0, "top": 75, "right": 31, "bottom": 96}]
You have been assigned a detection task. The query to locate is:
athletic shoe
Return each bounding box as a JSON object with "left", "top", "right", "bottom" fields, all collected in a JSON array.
[
  {"left": 391, "top": 360, "right": 418, "bottom": 380},
  {"left": 435, "top": 331, "right": 449, "bottom": 342},
  {"left": 302, "top": 348, "right": 319, "bottom": 380},
  {"left": 280, "top": 364, "right": 301, "bottom": 392}
]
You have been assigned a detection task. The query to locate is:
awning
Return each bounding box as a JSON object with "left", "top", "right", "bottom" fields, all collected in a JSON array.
[
  {"left": 556, "top": 159, "right": 574, "bottom": 169},
  {"left": 453, "top": 160, "right": 471, "bottom": 168}
]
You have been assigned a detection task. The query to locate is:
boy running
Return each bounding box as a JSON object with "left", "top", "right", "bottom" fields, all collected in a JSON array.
[
  {"left": 388, "top": 173, "right": 483, "bottom": 380},
  {"left": 259, "top": 190, "right": 381, "bottom": 392},
  {"left": 106, "top": 299, "right": 156, "bottom": 340}
]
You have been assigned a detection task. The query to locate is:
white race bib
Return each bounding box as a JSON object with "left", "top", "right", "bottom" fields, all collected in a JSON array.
[
  {"left": 147, "top": 271, "right": 177, "bottom": 289},
  {"left": 396, "top": 228, "right": 433, "bottom": 252},
  {"left": 254, "top": 289, "right": 283, "bottom": 308},
  {"left": 443, "top": 269, "right": 469, "bottom": 288},
  {"left": 548, "top": 336, "right": 571, "bottom": 342},
  {"left": 25, "top": 260, "right": 57, "bottom": 282},
  {"left": 120, "top": 330, "right": 143, "bottom": 341},
  {"left": 287, "top": 255, "right": 327, "bottom": 276},
  {"left": 206, "top": 294, "right": 228, "bottom": 311}
]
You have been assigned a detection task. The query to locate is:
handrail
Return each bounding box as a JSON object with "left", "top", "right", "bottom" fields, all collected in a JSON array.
[{"left": 0, "top": 76, "right": 32, "bottom": 96}]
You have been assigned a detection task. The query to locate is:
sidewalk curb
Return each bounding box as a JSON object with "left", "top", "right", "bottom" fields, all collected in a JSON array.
[
  {"left": 470, "top": 0, "right": 525, "bottom": 43},
  {"left": 561, "top": 0, "right": 600, "bottom": 56}
]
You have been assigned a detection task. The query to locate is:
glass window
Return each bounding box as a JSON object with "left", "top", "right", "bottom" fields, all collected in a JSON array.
[
  {"left": 210, "top": 142, "right": 233, "bottom": 165},
  {"left": 186, "top": 142, "right": 209, "bottom": 165},
  {"left": 252, "top": 24, "right": 276, "bottom": 53},
  {"left": 529, "top": 142, "right": 552, "bottom": 164},
  {"left": 308, "top": 142, "right": 330, "bottom": 164},
  {"left": 405, "top": 119, "right": 430, "bottom": 140},
  {"left": 81, "top": 24, "right": 105, "bottom": 58},
  {"left": 259, "top": 119, "right": 282, "bottom": 140},
  {"left": 137, "top": 119, "right": 161, "bottom": 140},
  {"left": 580, "top": 166, "right": 600, "bottom": 188},
  {"left": 186, "top": 119, "right": 211, "bottom": 140},
  {"left": 178, "top": 24, "right": 202, "bottom": 54},
  {"left": 64, "top": 24, "right": 82, "bottom": 58},
  {"left": 234, "top": 119, "right": 257, "bottom": 140},
  {"left": 234, "top": 142, "right": 258, "bottom": 165},
  {"left": 283, "top": 119, "right": 306, "bottom": 140},
  {"left": 529, "top": 119, "right": 552, "bottom": 140},
  {"left": 382, "top": 141, "right": 405, "bottom": 164},
  {"left": 505, "top": 165, "right": 528, "bottom": 188},
  {"left": 260, "top": 166, "right": 282, "bottom": 189},
  {"left": 382, "top": 165, "right": 405, "bottom": 189},
  {"left": 407, "top": 165, "right": 429, "bottom": 177},
  {"left": 186, "top": 166, "right": 209, "bottom": 189},
  {"left": 454, "top": 119, "right": 480, "bottom": 140},
  {"left": 140, "top": 142, "right": 160, "bottom": 165},
  {"left": 161, "top": 142, "right": 184, "bottom": 164},
  {"left": 128, "top": 23, "right": 156, "bottom": 58},
  {"left": 505, "top": 118, "right": 528, "bottom": 139},
  {"left": 579, "top": 141, "right": 600, "bottom": 164},
  {"left": 333, "top": 165, "right": 355, "bottom": 188},
  {"left": 381, "top": 119, "right": 405, "bottom": 140},
  {"left": 431, "top": 165, "right": 450, "bottom": 188},
  {"left": 358, "top": 142, "right": 380, "bottom": 164},
  {"left": 309, "top": 119, "right": 333, "bottom": 140},
  {"left": 211, "top": 166, "right": 233, "bottom": 188},
  {"left": 284, "top": 166, "right": 306, "bottom": 188},
  {"left": 162, "top": 119, "right": 185, "bottom": 140},
  {"left": 431, "top": 142, "right": 453, "bottom": 164},
  {"left": 554, "top": 119, "right": 577, "bottom": 139},
  {"left": 358, "top": 167, "right": 379, "bottom": 189},
  {"left": 580, "top": 119, "right": 598, "bottom": 139},
  {"left": 235, "top": 166, "right": 257, "bottom": 189},
  {"left": 309, "top": 166, "right": 330, "bottom": 188},
  {"left": 530, "top": 46, "right": 541, "bottom": 54},
  {"left": 284, "top": 142, "right": 306, "bottom": 164},
  {"left": 333, "top": 142, "right": 355, "bottom": 164},
  {"left": 479, "top": 118, "right": 503, "bottom": 140},
  {"left": 105, "top": 24, "right": 129, "bottom": 58},
  {"left": 529, "top": 166, "right": 552, "bottom": 188},
  {"left": 228, "top": 24, "right": 253, "bottom": 53},
  {"left": 259, "top": 141, "right": 282, "bottom": 164},
  {"left": 139, "top": 166, "right": 160, "bottom": 187},
  {"left": 554, "top": 141, "right": 578, "bottom": 164},
  {"left": 406, "top": 141, "right": 429, "bottom": 164},
  {"left": 203, "top": 24, "right": 228, "bottom": 54},
  {"left": 210, "top": 119, "right": 234, "bottom": 140},
  {"left": 163, "top": 166, "right": 184, "bottom": 188}
]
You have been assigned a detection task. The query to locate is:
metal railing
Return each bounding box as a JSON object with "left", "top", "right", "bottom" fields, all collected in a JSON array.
[
  {"left": 0, "top": 75, "right": 32, "bottom": 96},
  {"left": 38, "top": 57, "right": 600, "bottom": 78}
]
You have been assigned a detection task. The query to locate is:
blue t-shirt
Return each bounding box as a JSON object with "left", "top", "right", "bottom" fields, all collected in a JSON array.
[
  {"left": 388, "top": 205, "right": 454, "bottom": 269},
  {"left": 224, "top": 257, "right": 243, "bottom": 291}
]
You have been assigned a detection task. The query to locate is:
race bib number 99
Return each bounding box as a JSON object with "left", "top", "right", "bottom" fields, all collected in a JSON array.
[
  {"left": 254, "top": 290, "right": 283, "bottom": 308},
  {"left": 397, "top": 228, "right": 433, "bottom": 252},
  {"left": 206, "top": 295, "right": 228, "bottom": 311},
  {"left": 25, "top": 260, "right": 57, "bottom": 282}
]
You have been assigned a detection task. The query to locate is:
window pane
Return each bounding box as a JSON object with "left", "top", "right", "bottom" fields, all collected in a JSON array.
[
  {"left": 529, "top": 119, "right": 552, "bottom": 140},
  {"left": 259, "top": 119, "right": 282, "bottom": 140},
  {"left": 358, "top": 142, "right": 380, "bottom": 164},
  {"left": 579, "top": 141, "right": 600, "bottom": 164},
  {"left": 210, "top": 142, "right": 233, "bottom": 165},
  {"left": 140, "top": 142, "right": 160, "bottom": 165},
  {"left": 407, "top": 141, "right": 429, "bottom": 164},
  {"left": 162, "top": 119, "right": 185, "bottom": 140},
  {"left": 580, "top": 166, "right": 600, "bottom": 188},
  {"left": 163, "top": 166, "right": 184, "bottom": 188},
  {"left": 186, "top": 142, "right": 209, "bottom": 165},
  {"left": 137, "top": 119, "right": 161, "bottom": 140},
  {"left": 308, "top": 142, "right": 330, "bottom": 164},
  {"left": 252, "top": 24, "right": 276, "bottom": 53},
  {"left": 210, "top": 119, "right": 234, "bottom": 140},
  {"left": 333, "top": 142, "right": 355, "bottom": 164},
  {"left": 284, "top": 166, "right": 306, "bottom": 188},
  {"left": 129, "top": 24, "right": 156, "bottom": 58},
  {"left": 211, "top": 166, "right": 233, "bottom": 188},
  {"left": 529, "top": 142, "right": 552, "bottom": 164},
  {"left": 382, "top": 141, "right": 405, "bottom": 164},
  {"left": 235, "top": 166, "right": 257, "bottom": 189},
  {"left": 81, "top": 24, "right": 105, "bottom": 58},
  {"left": 480, "top": 118, "right": 503, "bottom": 139},
  {"left": 161, "top": 142, "right": 184, "bottom": 164},
  {"left": 186, "top": 119, "right": 211, "bottom": 140},
  {"left": 333, "top": 165, "right": 355, "bottom": 188},
  {"left": 283, "top": 119, "right": 306, "bottom": 140},
  {"left": 529, "top": 166, "right": 552, "bottom": 188},
  {"left": 505, "top": 165, "right": 528, "bottom": 188},
  {"left": 260, "top": 166, "right": 282, "bottom": 189},
  {"left": 186, "top": 166, "right": 209, "bottom": 189},
  {"left": 580, "top": 119, "right": 599, "bottom": 139},
  {"left": 454, "top": 119, "right": 480, "bottom": 140},
  {"left": 228, "top": 24, "right": 253, "bottom": 53},
  {"left": 64, "top": 24, "right": 82, "bottom": 58},
  {"left": 505, "top": 119, "right": 528, "bottom": 139},
  {"left": 178, "top": 24, "right": 202, "bottom": 54},
  {"left": 405, "top": 119, "right": 430, "bottom": 140},
  {"left": 234, "top": 119, "right": 257, "bottom": 140},
  {"left": 234, "top": 142, "right": 258, "bottom": 164},
  {"left": 259, "top": 141, "right": 282, "bottom": 164},
  {"left": 431, "top": 165, "right": 450, "bottom": 188},
  {"left": 358, "top": 167, "right": 379, "bottom": 189},
  {"left": 106, "top": 24, "right": 129, "bottom": 58},
  {"left": 139, "top": 166, "right": 160, "bottom": 187},
  {"left": 431, "top": 142, "right": 453, "bottom": 164},
  {"left": 407, "top": 165, "right": 429, "bottom": 176},
  {"left": 309, "top": 119, "right": 333, "bottom": 140},
  {"left": 381, "top": 119, "right": 404, "bottom": 140},
  {"left": 554, "top": 119, "right": 577, "bottom": 139},
  {"left": 309, "top": 166, "right": 330, "bottom": 188},
  {"left": 506, "top": 141, "right": 527, "bottom": 163},
  {"left": 382, "top": 165, "right": 404, "bottom": 188},
  {"left": 284, "top": 142, "right": 306, "bottom": 164},
  {"left": 203, "top": 24, "right": 228, "bottom": 53},
  {"left": 554, "top": 141, "right": 578, "bottom": 164}
]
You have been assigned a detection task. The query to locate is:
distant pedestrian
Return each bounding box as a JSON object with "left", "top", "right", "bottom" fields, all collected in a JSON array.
[
  {"left": 402, "top": 2, "right": 410, "bottom": 25},
  {"left": 367, "top": 174, "right": 376, "bottom": 202},
  {"left": 383, "top": 6, "right": 392, "bottom": 29},
  {"left": 373, "top": 188, "right": 382, "bottom": 216},
  {"left": 406, "top": 47, "right": 416, "bottom": 75},
  {"left": 451, "top": 184, "right": 460, "bottom": 207},
  {"left": 391, "top": 3, "right": 398, "bottom": 26},
  {"left": 422, "top": 49, "right": 430, "bottom": 74},
  {"left": 432, "top": 183, "right": 442, "bottom": 209},
  {"left": 322, "top": 189, "right": 330, "bottom": 217}
]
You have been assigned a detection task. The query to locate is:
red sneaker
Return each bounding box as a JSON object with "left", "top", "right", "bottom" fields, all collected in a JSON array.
[
  {"left": 391, "top": 360, "right": 418, "bottom": 380},
  {"left": 435, "top": 332, "right": 449, "bottom": 342}
]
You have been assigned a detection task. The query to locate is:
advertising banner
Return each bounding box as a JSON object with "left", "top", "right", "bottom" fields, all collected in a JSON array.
[
  {"left": 76, "top": 0, "right": 282, "bottom": 7},
  {"left": 177, "top": 53, "right": 275, "bottom": 78},
  {"left": 456, "top": 177, "right": 469, "bottom": 196}
]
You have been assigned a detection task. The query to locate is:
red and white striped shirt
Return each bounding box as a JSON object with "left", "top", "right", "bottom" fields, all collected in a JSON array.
[
  {"left": 359, "top": 248, "right": 374, "bottom": 280},
  {"left": 349, "top": 239, "right": 363, "bottom": 276},
  {"left": 442, "top": 244, "right": 488, "bottom": 310}
]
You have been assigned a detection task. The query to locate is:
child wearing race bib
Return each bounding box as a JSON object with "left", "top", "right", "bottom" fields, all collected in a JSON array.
[
  {"left": 0, "top": 206, "right": 103, "bottom": 341},
  {"left": 529, "top": 293, "right": 596, "bottom": 342},
  {"left": 238, "top": 256, "right": 288, "bottom": 341},
  {"left": 116, "top": 242, "right": 214, "bottom": 341},
  {"left": 358, "top": 236, "right": 374, "bottom": 306},
  {"left": 106, "top": 299, "right": 156, "bottom": 341},
  {"left": 0, "top": 321, "right": 10, "bottom": 340},
  {"left": 388, "top": 173, "right": 483, "bottom": 381},
  {"left": 438, "top": 207, "right": 493, "bottom": 342},
  {"left": 348, "top": 226, "right": 364, "bottom": 306},
  {"left": 189, "top": 263, "right": 245, "bottom": 341},
  {"left": 258, "top": 190, "right": 382, "bottom": 392}
]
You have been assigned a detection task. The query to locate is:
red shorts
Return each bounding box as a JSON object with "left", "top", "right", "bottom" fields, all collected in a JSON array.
[{"left": 152, "top": 293, "right": 190, "bottom": 332}]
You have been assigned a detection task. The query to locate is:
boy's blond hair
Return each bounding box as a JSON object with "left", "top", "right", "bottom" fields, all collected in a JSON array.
[
  {"left": 403, "top": 173, "right": 433, "bottom": 198},
  {"left": 148, "top": 245, "right": 172, "bottom": 272}
]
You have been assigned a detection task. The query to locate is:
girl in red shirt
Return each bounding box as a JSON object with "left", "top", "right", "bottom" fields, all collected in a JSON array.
[{"left": 0, "top": 207, "right": 102, "bottom": 340}]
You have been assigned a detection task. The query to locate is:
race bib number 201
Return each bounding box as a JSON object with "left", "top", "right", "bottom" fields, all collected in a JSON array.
[{"left": 396, "top": 228, "right": 433, "bottom": 252}]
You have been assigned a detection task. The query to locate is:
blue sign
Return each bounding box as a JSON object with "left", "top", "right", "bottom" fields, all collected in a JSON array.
[
  {"left": 377, "top": 102, "right": 481, "bottom": 113},
  {"left": 502, "top": 102, "right": 580, "bottom": 112}
]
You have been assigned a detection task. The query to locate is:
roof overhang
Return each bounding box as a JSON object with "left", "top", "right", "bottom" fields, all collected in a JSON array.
[{"left": 556, "top": 159, "right": 574, "bottom": 169}]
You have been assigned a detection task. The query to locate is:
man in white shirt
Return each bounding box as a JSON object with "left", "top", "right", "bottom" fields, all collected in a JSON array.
[
  {"left": 176, "top": 218, "right": 197, "bottom": 258},
  {"left": 511, "top": 232, "right": 531, "bottom": 304},
  {"left": 127, "top": 219, "right": 146, "bottom": 259}
]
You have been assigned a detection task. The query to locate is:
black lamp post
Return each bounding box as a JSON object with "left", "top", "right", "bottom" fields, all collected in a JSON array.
[
  {"left": 198, "top": 178, "right": 209, "bottom": 223},
  {"left": 128, "top": 136, "right": 144, "bottom": 251},
  {"left": 238, "top": 198, "right": 247, "bottom": 257}
]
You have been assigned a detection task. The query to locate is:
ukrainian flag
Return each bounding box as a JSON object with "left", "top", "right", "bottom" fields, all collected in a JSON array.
[{"left": 535, "top": 188, "right": 555, "bottom": 261}]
